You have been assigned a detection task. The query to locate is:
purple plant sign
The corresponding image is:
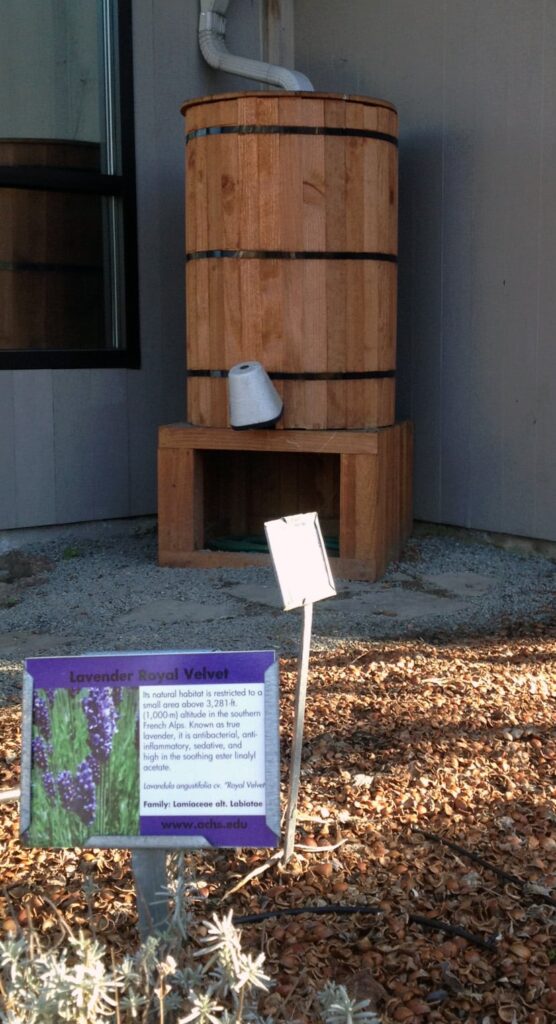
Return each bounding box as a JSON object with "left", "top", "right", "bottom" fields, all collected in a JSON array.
[{"left": 23, "top": 650, "right": 280, "bottom": 849}]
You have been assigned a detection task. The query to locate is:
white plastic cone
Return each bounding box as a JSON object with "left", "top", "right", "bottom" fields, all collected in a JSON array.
[{"left": 227, "top": 361, "right": 283, "bottom": 429}]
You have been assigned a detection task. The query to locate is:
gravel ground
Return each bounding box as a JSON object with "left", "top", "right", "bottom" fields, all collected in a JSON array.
[{"left": 0, "top": 519, "right": 555, "bottom": 705}]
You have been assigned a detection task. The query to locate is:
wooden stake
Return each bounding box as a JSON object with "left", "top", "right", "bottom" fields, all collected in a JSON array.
[{"left": 283, "top": 601, "right": 313, "bottom": 863}]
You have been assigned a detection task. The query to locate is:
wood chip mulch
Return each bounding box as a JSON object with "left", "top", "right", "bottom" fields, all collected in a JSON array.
[{"left": 1, "top": 618, "right": 555, "bottom": 1023}]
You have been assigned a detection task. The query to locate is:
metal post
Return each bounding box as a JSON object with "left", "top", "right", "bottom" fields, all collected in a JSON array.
[
  {"left": 131, "top": 849, "right": 169, "bottom": 939},
  {"left": 283, "top": 601, "right": 313, "bottom": 863}
]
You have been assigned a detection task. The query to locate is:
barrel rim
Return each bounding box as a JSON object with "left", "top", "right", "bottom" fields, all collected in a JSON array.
[{"left": 181, "top": 90, "right": 397, "bottom": 117}]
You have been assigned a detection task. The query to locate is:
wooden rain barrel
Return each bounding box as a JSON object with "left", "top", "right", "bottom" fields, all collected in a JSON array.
[
  {"left": 0, "top": 140, "right": 104, "bottom": 351},
  {"left": 182, "top": 91, "right": 398, "bottom": 429}
]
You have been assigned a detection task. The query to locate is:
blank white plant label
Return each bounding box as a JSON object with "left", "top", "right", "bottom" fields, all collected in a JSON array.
[{"left": 264, "top": 512, "right": 336, "bottom": 611}]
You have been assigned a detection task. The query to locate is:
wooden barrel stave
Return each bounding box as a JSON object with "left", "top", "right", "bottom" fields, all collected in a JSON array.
[
  {"left": 186, "top": 133, "right": 397, "bottom": 253},
  {"left": 186, "top": 258, "right": 397, "bottom": 373},
  {"left": 187, "top": 376, "right": 395, "bottom": 431}
]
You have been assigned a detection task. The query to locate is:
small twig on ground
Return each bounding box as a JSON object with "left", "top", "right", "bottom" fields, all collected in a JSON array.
[
  {"left": 295, "top": 838, "right": 350, "bottom": 853},
  {"left": 296, "top": 813, "right": 330, "bottom": 823},
  {"left": 220, "top": 850, "right": 284, "bottom": 901},
  {"left": 301, "top": 988, "right": 317, "bottom": 1023},
  {"left": 275, "top": 969, "right": 306, "bottom": 1021},
  {"left": 0, "top": 788, "right": 20, "bottom": 804},
  {"left": 221, "top": 840, "right": 349, "bottom": 900},
  {"left": 37, "top": 892, "right": 76, "bottom": 943}
]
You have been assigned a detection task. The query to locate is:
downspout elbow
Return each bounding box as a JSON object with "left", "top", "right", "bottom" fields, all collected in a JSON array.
[{"left": 199, "top": 8, "right": 313, "bottom": 92}]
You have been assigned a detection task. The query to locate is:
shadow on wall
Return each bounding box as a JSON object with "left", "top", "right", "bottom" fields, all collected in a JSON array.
[{"left": 395, "top": 128, "right": 475, "bottom": 423}]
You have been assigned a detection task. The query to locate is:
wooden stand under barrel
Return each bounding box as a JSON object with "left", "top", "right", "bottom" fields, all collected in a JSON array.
[{"left": 158, "top": 91, "right": 413, "bottom": 580}]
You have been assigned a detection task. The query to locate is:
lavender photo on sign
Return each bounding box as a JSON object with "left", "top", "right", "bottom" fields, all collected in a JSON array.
[{"left": 25, "top": 682, "right": 139, "bottom": 847}]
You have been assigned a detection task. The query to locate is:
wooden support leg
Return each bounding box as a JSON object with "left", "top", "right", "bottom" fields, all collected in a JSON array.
[
  {"left": 339, "top": 423, "right": 413, "bottom": 578},
  {"left": 339, "top": 452, "right": 378, "bottom": 570},
  {"left": 158, "top": 447, "right": 204, "bottom": 565}
]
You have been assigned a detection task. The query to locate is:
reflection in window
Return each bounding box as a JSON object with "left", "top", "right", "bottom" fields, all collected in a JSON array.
[{"left": 0, "top": 1, "right": 137, "bottom": 366}]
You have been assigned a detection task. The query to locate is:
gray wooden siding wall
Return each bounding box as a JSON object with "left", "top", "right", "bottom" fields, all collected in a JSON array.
[
  {"left": 295, "top": 0, "right": 556, "bottom": 542},
  {"left": 0, "top": 0, "right": 263, "bottom": 531}
]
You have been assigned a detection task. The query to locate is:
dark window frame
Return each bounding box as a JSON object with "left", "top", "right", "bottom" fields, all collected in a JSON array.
[{"left": 0, "top": 0, "right": 140, "bottom": 370}]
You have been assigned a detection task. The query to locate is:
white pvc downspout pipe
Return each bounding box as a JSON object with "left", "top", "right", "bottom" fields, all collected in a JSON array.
[{"left": 199, "top": 0, "right": 314, "bottom": 92}]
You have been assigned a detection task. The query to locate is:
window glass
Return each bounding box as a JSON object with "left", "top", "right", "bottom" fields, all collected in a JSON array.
[{"left": 0, "top": 1, "right": 137, "bottom": 365}]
